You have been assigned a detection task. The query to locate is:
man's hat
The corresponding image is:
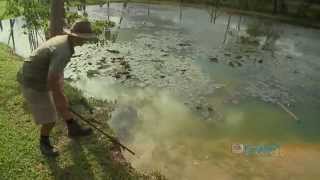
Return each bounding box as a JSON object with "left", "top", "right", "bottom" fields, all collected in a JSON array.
[{"left": 64, "top": 20, "right": 97, "bottom": 39}]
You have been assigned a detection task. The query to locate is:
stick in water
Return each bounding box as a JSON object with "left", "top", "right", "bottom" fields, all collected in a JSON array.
[
  {"left": 70, "top": 108, "right": 136, "bottom": 156},
  {"left": 277, "top": 102, "right": 299, "bottom": 122}
]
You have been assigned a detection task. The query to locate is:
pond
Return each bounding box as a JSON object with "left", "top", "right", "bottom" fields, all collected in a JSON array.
[
  {"left": 0, "top": 17, "right": 45, "bottom": 57},
  {"left": 1, "top": 2, "right": 320, "bottom": 180}
]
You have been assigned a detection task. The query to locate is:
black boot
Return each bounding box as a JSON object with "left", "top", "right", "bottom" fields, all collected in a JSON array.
[
  {"left": 66, "top": 119, "right": 93, "bottom": 138},
  {"left": 40, "top": 136, "right": 59, "bottom": 157}
]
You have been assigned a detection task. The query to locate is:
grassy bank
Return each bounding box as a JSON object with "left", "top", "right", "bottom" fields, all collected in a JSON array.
[{"left": 0, "top": 44, "right": 164, "bottom": 179}]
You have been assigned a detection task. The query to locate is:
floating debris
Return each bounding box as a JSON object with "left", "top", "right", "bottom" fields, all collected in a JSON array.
[
  {"left": 209, "top": 57, "right": 219, "bottom": 63},
  {"left": 107, "top": 49, "right": 120, "bottom": 54},
  {"left": 87, "top": 70, "right": 100, "bottom": 78},
  {"left": 208, "top": 107, "right": 214, "bottom": 112},
  {"left": 228, "top": 61, "right": 235, "bottom": 67},
  {"left": 234, "top": 61, "right": 243, "bottom": 67},
  {"left": 177, "top": 43, "right": 192, "bottom": 47},
  {"left": 235, "top": 55, "right": 242, "bottom": 59}
]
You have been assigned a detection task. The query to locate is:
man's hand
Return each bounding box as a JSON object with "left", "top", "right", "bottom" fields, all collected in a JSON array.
[{"left": 48, "top": 73, "right": 73, "bottom": 120}]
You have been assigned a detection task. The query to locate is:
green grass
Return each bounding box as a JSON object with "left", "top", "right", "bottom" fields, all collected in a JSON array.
[
  {"left": 0, "top": 0, "right": 18, "bottom": 19},
  {"left": 0, "top": 44, "right": 165, "bottom": 179}
]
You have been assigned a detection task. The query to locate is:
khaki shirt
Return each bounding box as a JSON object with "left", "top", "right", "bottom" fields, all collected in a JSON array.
[{"left": 17, "top": 35, "right": 74, "bottom": 91}]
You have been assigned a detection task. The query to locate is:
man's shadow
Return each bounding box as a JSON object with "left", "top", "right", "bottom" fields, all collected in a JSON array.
[
  {"left": 44, "top": 131, "right": 133, "bottom": 180},
  {"left": 44, "top": 136, "right": 96, "bottom": 180}
]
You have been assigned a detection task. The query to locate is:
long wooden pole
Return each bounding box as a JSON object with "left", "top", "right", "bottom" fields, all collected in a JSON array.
[{"left": 70, "top": 108, "right": 136, "bottom": 156}]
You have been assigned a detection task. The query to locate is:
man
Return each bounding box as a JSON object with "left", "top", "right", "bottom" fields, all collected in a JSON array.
[{"left": 17, "top": 20, "right": 97, "bottom": 157}]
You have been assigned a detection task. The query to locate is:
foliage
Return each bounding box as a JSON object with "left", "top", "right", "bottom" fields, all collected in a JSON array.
[
  {"left": 3, "top": 0, "right": 116, "bottom": 34},
  {"left": 0, "top": 0, "right": 8, "bottom": 19},
  {"left": 91, "top": 20, "right": 116, "bottom": 34},
  {"left": 4, "top": 0, "right": 50, "bottom": 31},
  {"left": 68, "top": 0, "right": 105, "bottom": 6},
  {"left": 65, "top": 11, "right": 116, "bottom": 36},
  {"left": 66, "top": 12, "right": 86, "bottom": 25}
]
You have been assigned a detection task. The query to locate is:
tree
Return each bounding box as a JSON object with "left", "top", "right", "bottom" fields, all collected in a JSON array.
[
  {"left": 273, "top": 0, "right": 278, "bottom": 14},
  {"left": 279, "top": 0, "right": 288, "bottom": 14},
  {"left": 239, "top": 0, "right": 249, "bottom": 10},
  {"left": 273, "top": 0, "right": 287, "bottom": 14},
  {"left": 297, "top": 0, "right": 315, "bottom": 17},
  {"left": 49, "top": 0, "right": 65, "bottom": 37}
]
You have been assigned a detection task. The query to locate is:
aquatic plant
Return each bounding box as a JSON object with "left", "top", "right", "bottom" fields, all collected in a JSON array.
[
  {"left": 66, "top": 12, "right": 85, "bottom": 25},
  {"left": 91, "top": 20, "right": 116, "bottom": 34}
]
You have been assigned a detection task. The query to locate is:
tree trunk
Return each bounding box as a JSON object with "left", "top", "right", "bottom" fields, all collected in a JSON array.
[
  {"left": 273, "top": 0, "right": 278, "bottom": 14},
  {"left": 279, "top": 0, "right": 287, "bottom": 14},
  {"left": 49, "top": 0, "right": 65, "bottom": 38}
]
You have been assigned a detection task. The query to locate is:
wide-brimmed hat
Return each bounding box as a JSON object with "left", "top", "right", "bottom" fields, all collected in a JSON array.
[{"left": 64, "top": 20, "right": 97, "bottom": 39}]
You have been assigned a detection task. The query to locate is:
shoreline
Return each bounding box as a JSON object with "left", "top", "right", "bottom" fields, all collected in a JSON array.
[
  {"left": 0, "top": 43, "right": 166, "bottom": 180},
  {"left": 1, "top": 0, "right": 319, "bottom": 29},
  {"left": 104, "top": 0, "right": 320, "bottom": 29}
]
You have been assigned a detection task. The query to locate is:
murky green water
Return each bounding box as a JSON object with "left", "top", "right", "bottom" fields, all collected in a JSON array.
[
  {"left": 75, "top": 3, "right": 320, "bottom": 180},
  {"left": 2, "top": 2, "right": 320, "bottom": 179}
]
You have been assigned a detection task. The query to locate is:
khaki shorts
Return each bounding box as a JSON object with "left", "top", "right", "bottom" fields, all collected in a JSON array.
[{"left": 21, "top": 85, "right": 58, "bottom": 125}]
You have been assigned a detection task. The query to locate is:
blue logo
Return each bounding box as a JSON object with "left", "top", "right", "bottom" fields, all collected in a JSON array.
[{"left": 232, "top": 144, "right": 281, "bottom": 156}]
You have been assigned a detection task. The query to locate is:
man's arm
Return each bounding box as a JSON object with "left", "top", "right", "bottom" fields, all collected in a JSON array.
[
  {"left": 48, "top": 72, "right": 73, "bottom": 120},
  {"left": 47, "top": 43, "right": 74, "bottom": 120}
]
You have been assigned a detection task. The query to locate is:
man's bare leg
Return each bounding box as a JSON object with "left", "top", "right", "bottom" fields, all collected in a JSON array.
[{"left": 41, "top": 122, "right": 55, "bottom": 136}]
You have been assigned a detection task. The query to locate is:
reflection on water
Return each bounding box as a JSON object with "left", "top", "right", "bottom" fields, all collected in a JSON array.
[
  {"left": 7, "top": 19, "right": 16, "bottom": 51},
  {"left": 0, "top": 17, "right": 45, "bottom": 57},
  {"left": 74, "top": 3, "right": 320, "bottom": 180},
  {"left": 73, "top": 76, "right": 320, "bottom": 180}
]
